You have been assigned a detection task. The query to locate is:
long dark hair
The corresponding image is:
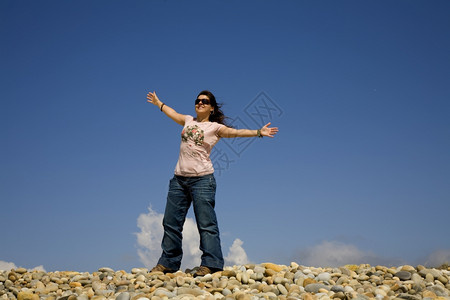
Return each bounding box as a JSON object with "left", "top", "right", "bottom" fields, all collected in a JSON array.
[{"left": 197, "top": 90, "right": 233, "bottom": 127}]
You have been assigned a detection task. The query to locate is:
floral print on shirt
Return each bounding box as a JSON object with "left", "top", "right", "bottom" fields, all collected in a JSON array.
[{"left": 181, "top": 125, "right": 204, "bottom": 146}]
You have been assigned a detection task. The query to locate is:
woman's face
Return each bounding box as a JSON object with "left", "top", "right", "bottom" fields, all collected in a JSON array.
[{"left": 195, "top": 95, "right": 214, "bottom": 115}]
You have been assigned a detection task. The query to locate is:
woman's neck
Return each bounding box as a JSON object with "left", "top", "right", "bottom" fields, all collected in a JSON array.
[{"left": 196, "top": 115, "right": 210, "bottom": 122}]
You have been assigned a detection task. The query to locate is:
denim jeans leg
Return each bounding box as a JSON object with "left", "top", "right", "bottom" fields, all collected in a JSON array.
[
  {"left": 158, "top": 176, "right": 191, "bottom": 271},
  {"left": 191, "top": 174, "right": 224, "bottom": 270}
]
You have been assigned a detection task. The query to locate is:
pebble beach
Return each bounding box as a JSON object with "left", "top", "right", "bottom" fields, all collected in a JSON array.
[{"left": 1, "top": 263, "right": 449, "bottom": 300}]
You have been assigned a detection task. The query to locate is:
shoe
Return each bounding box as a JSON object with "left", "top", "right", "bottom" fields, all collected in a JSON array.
[
  {"left": 193, "top": 265, "right": 212, "bottom": 277},
  {"left": 150, "top": 264, "right": 175, "bottom": 274},
  {"left": 193, "top": 265, "right": 222, "bottom": 277}
]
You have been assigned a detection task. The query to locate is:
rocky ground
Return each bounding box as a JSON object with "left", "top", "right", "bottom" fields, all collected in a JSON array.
[{"left": 1, "top": 263, "right": 449, "bottom": 300}]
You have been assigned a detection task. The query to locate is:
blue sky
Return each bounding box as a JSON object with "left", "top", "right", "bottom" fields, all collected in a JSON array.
[{"left": 1, "top": 0, "right": 450, "bottom": 272}]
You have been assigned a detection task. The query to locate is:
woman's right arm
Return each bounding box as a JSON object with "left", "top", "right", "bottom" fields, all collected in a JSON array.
[{"left": 147, "top": 91, "right": 186, "bottom": 126}]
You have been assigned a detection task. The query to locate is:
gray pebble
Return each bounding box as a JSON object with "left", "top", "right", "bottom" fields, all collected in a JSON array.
[
  {"left": 305, "top": 283, "right": 330, "bottom": 293},
  {"left": 331, "top": 285, "right": 346, "bottom": 293},
  {"left": 116, "top": 292, "right": 131, "bottom": 300},
  {"left": 316, "top": 272, "right": 331, "bottom": 282},
  {"left": 427, "top": 285, "right": 449, "bottom": 297},
  {"left": 395, "top": 271, "right": 412, "bottom": 281}
]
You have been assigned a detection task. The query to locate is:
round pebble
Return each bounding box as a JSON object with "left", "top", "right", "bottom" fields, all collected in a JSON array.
[{"left": 395, "top": 271, "right": 412, "bottom": 281}]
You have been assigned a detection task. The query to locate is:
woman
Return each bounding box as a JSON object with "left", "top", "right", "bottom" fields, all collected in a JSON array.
[{"left": 146, "top": 90, "right": 278, "bottom": 276}]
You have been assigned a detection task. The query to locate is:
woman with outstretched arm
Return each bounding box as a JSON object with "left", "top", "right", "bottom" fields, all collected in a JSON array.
[{"left": 146, "top": 90, "right": 278, "bottom": 276}]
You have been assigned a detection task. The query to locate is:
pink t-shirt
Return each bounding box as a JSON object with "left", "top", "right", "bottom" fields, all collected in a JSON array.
[{"left": 174, "top": 115, "right": 225, "bottom": 177}]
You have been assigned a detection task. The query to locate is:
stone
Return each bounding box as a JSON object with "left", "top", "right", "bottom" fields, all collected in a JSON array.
[
  {"left": 116, "top": 292, "right": 131, "bottom": 300},
  {"left": 153, "top": 287, "right": 175, "bottom": 298},
  {"left": 8, "top": 272, "right": 18, "bottom": 281},
  {"left": 265, "top": 268, "right": 277, "bottom": 276},
  {"left": 422, "top": 290, "right": 437, "bottom": 299},
  {"left": 316, "top": 272, "right": 331, "bottom": 282},
  {"left": 419, "top": 269, "right": 441, "bottom": 279},
  {"left": 395, "top": 271, "right": 412, "bottom": 281},
  {"left": 176, "top": 276, "right": 185, "bottom": 286},
  {"left": 333, "top": 292, "right": 346, "bottom": 299},
  {"left": 438, "top": 275, "right": 448, "bottom": 284},
  {"left": 375, "top": 288, "right": 387, "bottom": 296},
  {"left": 353, "top": 295, "right": 370, "bottom": 300},
  {"left": 331, "top": 285, "right": 345, "bottom": 293},
  {"left": 177, "top": 287, "right": 204, "bottom": 296},
  {"left": 57, "top": 296, "right": 77, "bottom": 300},
  {"left": 305, "top": 283, "right": 330, "bottom": 294},
  {"left": 17, "top": 292, "right": 39, "bottom": 300},
  {"left": 273, "top": 276, "right": 283, "bottom": 285},
  {"left": 222, "top": 270, "right": 236, "bottom": 277},
  {"left": 263, "top": 263, "right": 283, "bottom": 273},
  {"left": 222, "top": 288, "right": 232, "bottom": 296},
  {"left": 45, "top": 282, "right": 59, "bottom": 293},
  {"left": 235, "top": 292, "right": 252, "bottom": 300},
  {"left": 335, "top": 275, "right": 349, "bottom": 286},
  {"left": 426, "top": 273, "right": 435, "bottom": 282},
  {"left": 131, "top": 297, "right": 149, "bottom": 300},
  {"left": 411, "top": 273, "right": 423, "bottom": 285},
  {"left": 98, "top": 267, "right": 114, "bottom": 273},
  {"left": 427, "top": 285, "right": 449, "bottom": 297},
  {"left": 241, "top": 272, "right": 249, "bottom": 284},
  {"left": 303, "top": 278, "right": 317, "bottom": 287},
  {"left": 401, "top": 266, "right": 416, "bottom": 272},
  {"left": 16, "top": 268, "right": 28, "bottom": 274},
  {"left": 304, "top": 293, "right": 315, "bottom": 300},
  {"left": 277, "top": 283, "right": 288, "bottom": 295},
  {"left": 339, "top": 267, "right": 351, "bottom": 276},
  {"left": 69, "top": 282, "right": 82, "bottom": 288},
  {"left": 397, "top": 293, "right": 422, "bottom": 300}
]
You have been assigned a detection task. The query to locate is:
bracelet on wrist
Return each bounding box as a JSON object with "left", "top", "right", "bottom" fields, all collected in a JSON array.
[
  {"left": 160, "top": 103, "right": 165, "bottom": 112},
  {"left": 257, "top": 129, "right": 263, "bottom": 138}
]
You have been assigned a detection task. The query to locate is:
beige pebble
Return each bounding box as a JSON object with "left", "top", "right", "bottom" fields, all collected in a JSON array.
[
  {"left": 16, "top": 268, "right": 28, "bottom": 274},
  {"left": 304, "top": 293, "right": 317, "bottom": 300},
  {"left": 438, "top": 275, "right": 448, "bottom": 284},
  {"left": 69, "top": 281, "right": 82, "bottom": 288},
  {"left": 263, "top": 263, "right": 283, "bottom": 273},
  {"left": 17, "top": 292, "right": 39, "bottom": 300},
  {"left": 426, "top": 273, "right": 435, "bottom": 282},
  {"left": 422, "top": 290, "right": 437, "bottom": 298}
]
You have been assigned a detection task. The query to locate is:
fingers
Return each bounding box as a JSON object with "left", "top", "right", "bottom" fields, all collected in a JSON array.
[
  {"left": 146, "top": 91, "right": 156, "bottom": 103},
  {"left": 267, "top": 126, "right": 279, "bottom": 138},
  {"left": 260, "top": 126, "right": 278, "bottom": 138},
  {"left": 263, "top": 122, "right": 278, "bottom": 132}
]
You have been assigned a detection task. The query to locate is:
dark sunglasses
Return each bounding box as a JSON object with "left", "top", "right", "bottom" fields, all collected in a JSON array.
[{"left": 195, "top": 98, "right": 211, "bottom": 105}]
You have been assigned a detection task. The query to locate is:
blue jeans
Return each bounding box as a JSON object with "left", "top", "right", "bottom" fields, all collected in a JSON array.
[{"left": 157, "top": 173, "right": 224, "bottom": 271}]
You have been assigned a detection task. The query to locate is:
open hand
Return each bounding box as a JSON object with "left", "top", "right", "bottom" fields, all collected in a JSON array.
[
  {"left": 146, "top": 91, "right": 161, "bottom": 107},
  {"left": 260, "top": 122, "right": 279, "bottom": 138}
]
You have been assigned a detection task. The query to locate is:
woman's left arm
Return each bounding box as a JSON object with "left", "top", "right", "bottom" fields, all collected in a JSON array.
[{"left": 219, "top": 122, "right": 279, "bottom": 138}]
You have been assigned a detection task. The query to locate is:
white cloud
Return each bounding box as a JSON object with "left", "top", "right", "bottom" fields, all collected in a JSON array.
[
  {"left": 225, "top": 238, "right": 249, "bottom": 266},
  {"left": 295, "top": 241, "right": 450, "bottom": 268},
  {"left": 294, "top": 240, "right": 405, "bottom": 268},
  {"left": 296, "top": 241, "right": 368, "bottom": 267},
  {"left": 30, "top": 265, "right": 46, "bottom": 272},
  {"left": 135, "top": 206, "right": 249, "bottom": 270},
  {"left": 0, "top": 261, "right": 46, "bottom": 272},
  {"left": 424, "top": 249, "right": 450, "bottom": 267},
  {"left": 0, "top": 261, "right": 17, "bottom": 271}
]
